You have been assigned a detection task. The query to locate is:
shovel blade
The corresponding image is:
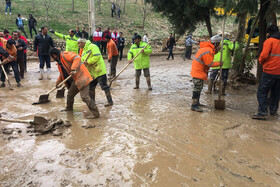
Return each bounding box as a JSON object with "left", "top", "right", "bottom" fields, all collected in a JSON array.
[
  {"left": 56, "top": 88, "right": 65, "bottom": 98},
  {"left": 214, "top": 99, "right": 225, "bottom": 110},
  {"left": 32, "top": 94, "right": 50, "bottom": 105}
]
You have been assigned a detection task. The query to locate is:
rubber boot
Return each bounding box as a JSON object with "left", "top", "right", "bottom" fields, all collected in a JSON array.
[
  {"left": 0, "top": 82, "right": 5, "bottom": 87},
  {"left": 191, "top": 99, "right": 203, "bottom": 112},
  {"left": 39, "top": 68, "right": 44, "bottom": 80},
  {"left": 134, "top": 77, "right": 140, "bottom": 89},
  {"left": 86, "top": 100, "right": 100, "bottom": 119},
  {"left": 47, "top": 68, "right": 51, "bottom": 80},
  {"left": 146, "top": 76, "right": 152, "bottom": 90},
  {"left": 61, "top": 97, "right": 74, "bottom": 111},
  {"left": 197, "top": 93, "right": 205, "bottom": 107},
  {"left": 205, "top": 80, "right": 214, "bottom": 94},
  {"left": 104, "top": 88, "right": 113, "bottom": 107},
  {"left": 222, "top": 82, "right": 227, "bottom": 96}
]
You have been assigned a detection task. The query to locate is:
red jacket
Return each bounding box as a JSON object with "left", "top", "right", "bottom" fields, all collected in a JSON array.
[
  {"left": 93, "top": 30, "right": 102, "bottom": 42},
  {"left": 259, "top": 33, "right": 280, "bottom": 75},
  {"left": 4, "top": 35, "right": 11, "bottom": 40},
  {"left": 191, "top": 41, "right": 220, "bottom": 80},
  {"left": 19, "top": 35, "right": 27, "bottom": 54}
]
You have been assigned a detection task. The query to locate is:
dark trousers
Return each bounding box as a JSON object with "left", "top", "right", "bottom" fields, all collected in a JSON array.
[
  {"left": 101, "top": 41, "right": 107, "bottom": 54},
  {"left": 39, "top": 55, "right": 51, "bottom": 69},
  {"left": 5, "top": 3, "right": 11, "bottom": 13},
  {"left": 110, "top": 55, "right": 119, "bottom": 77},
  {"left": 1, "top": 61, "right": 20, "bottom": 83},
  {"left": 185, "top": 46, "right": 192, "bottom": 59},
  {"left": 17, "top": 55, "right": 25, "bottom": 78},
  {"left": 90, "top": 74, "right": 109, "bottom": 91},
  {"left": 29, "top": 26, "right": 37, "bottom": 38},
  {"left": 111, "top": 9, "right": 116, "bottom": 17},
  {"left": 210, "top": 69, "right": 230, "bottom": 83},
  {"left": 167, "top": 46, "right": 174, "bottom": 59},
  {"left": 24, "top": 53, "right": 27, "bottom": 72},
  {"left": 94, "top": 41, "right": 101, "bottom": 49},
  {"left": 118, "top": 47, "right": 124, "bottom": 61},
  {"left": 18, "top": 25, "right": 28, "bottom": 38},
  {"left": 257, "top": 72, "right": 280, "bottom": 115}
]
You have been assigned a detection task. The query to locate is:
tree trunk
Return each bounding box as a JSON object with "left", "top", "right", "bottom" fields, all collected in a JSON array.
[
  {"left": 204, "top": 11, "right": 212, "bottom": 37},
  {"left": 72, "top": 0, "right": 74, "bottom": 11},
  {"left": 257, "top": 0, "right": 270, "bottom": 83},
  {"left": 123, "top": 0, "right": 126, "bottom": 14},
  {"left": 238, "top": 11, "right": 260, "bottom": 75},
  {"left": 46, "top": 8, "right": 49, "bottom": 27},
  {"left": 98, "top": 0, "right": 101, "bottom": 13},
  {"left": 32, "top": 0, "right": 35, "bottom": 9},
  {"left": 235, "top": 11, "right": 247, "bottom": 42},
  {"left": 135, "top": 0, "right": 137, "bottom": 4}
]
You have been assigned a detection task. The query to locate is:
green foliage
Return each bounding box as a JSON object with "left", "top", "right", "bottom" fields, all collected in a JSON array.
[
  {"left": 0, "top": 0, "right": 171, "bottom": 41},
  {"left": 232, "top": 42, "right": 256, "bottom": 77}
]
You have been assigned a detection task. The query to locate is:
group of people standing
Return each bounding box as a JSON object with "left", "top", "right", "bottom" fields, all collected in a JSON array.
[{"left": 0, "top": 30, "right": 28, "bottom": 87}]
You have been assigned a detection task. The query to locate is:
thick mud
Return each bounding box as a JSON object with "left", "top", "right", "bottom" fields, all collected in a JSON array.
[{"left": 0, "top": 56, "right": 279, "bottom": 186}]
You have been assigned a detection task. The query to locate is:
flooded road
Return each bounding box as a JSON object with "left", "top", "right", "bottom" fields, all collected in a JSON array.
[{"left": 0, "top": 56, "right": 280, "bottom": 186}]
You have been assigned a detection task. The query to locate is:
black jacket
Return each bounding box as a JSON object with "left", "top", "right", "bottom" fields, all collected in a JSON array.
[
  {"left": 167, "top": 37, "right": 176, "bottom": 48},
  {"left": 81, "top": 31, "right": 89, "bottom": 40},
  {"left": 5, "top": 0, "right": 11, "bottom": 4},
  {"left": 34, "top": 34, "right": 55, "bottom": 55},
  {"left": 74, "top": 31, "right": 82, "bottom": 38},
  {"left": 28, "top": 17, "right": 37, "bottom": 28},
  {"left": 14, "top": 39, "right": 27, "bottom": 57},
  {"left": 117, "top": 37, "right": 125, "bottom": 48}
]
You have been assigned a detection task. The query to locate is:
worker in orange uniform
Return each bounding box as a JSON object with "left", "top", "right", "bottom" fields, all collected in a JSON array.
[
  {"left": 49, "top": 48, "right": 100, "bottom": 119},
  {"left": 105, "top": 34, "right": 119, "bottom": 79},
  {"left": 190, "top": 35, "right": 223, "bottom": 112},
  {"left": 252, "top": 25, "right": 280, "bottom": 120}
]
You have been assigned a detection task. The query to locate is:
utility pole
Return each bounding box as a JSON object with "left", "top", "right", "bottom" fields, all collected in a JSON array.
[{"left": 88, "top": 0, "right": 95, "bottom": 35}]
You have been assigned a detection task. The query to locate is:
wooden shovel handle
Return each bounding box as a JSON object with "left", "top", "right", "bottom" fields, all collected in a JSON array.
[{"left": 0, "top": 118, "right": 31, "bottom": 124}]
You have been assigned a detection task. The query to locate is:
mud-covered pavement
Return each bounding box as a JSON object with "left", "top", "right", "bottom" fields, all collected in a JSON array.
[{"left": 0, "top": 56, "right": 280, "bottom": 186}]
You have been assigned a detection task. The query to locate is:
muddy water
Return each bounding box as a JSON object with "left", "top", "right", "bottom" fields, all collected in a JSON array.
[{"left": 0, "top": 56, "right": 280, "bottom": 186}]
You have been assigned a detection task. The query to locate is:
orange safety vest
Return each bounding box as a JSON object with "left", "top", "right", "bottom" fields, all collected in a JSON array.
[
  {"left": 107, "top": 39, "right": 118, "bottom": 60},
  {"left": 191, "top": 41, "right": 220, "bottom": 80},
  {"left": 259, "top": 34, "right": 280, "bottom": 75},
  {"left": 56, "top": 51, "right": 92, "bottom": 90},
  {"left": 0, "top": 38, "right": 17, "bottom": 61}
]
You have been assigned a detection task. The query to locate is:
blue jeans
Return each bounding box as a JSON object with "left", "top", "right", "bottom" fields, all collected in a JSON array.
[
  {"left": 167, "top": 46, "right": 174, "bottom": 59},
  {"left": 94, "top": 41, "right": 100, "bottom": 49},
  {"left": 210, "top": 69, "right": 230, "bottom": 83},
  {"left": 257, "top": 72, "right": 280, "bottom": 115},
  {"left": 39, "top": 55, "right": 51, "bottom": 69},
  {"left": 1, "top": 61, "right": 20, "bottom": 83},
  {"left": 5, "top": 3, "right": 11, "bottom": 13}
]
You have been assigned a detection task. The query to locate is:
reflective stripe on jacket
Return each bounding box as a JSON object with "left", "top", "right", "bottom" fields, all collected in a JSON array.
[
  {"left": 212, "top": 39, "right": 239, "bottom": 70},
  {"left": 81, "top": 41, "right": 107, "bottom": 79},
  {"left": 54, "top": 32, "right": 79, "bottom": 54},
  {"left": 259, "top": 33, "right": 280, "bottom": 75},
  {"left": 56, "top": 51, "right": 92, "bottom": 90},
  {"left": 191, "top": 41, "right": 220, "bottom": 80},
  {"left": 107, "top": 39, "right": 118, "bottom": 60},
  {"left": 127, "top": 41, "right": 152, "bottom": 70}
]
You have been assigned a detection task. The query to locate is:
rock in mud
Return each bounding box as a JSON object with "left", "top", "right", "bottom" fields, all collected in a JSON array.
[{"left": 2, "top": 128, "right": 13, "bottom": 135}]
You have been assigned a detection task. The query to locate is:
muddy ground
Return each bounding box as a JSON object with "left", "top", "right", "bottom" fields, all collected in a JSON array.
[{"left": 0, "top": 55, "right": 279, "bottom": 187}]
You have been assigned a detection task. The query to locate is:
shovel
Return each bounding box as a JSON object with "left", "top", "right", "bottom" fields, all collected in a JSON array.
[
  {"left": 0, "top": 116, "right": 49, "bottom": 125},
  {"left": 32, "top": 75, "right": 73, "bottom": 105},
  {"left": 0, "top": 60, "right": 13, "bottom": 90},
  {"left": 56, "top": 86, "right": 65, "bottom": 98},
  {"left": 214, "top": 16, "right": 226, "bottom": 110},
  {"left": 109, "top": 43, "right": 149, "bottom": 87}
]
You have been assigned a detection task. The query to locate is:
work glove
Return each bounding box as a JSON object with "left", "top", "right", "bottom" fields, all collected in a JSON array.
[
  {"left": 70, "top": 70, "right": 77, "bottom": 76},
  {"left": 56, "top": 83, "right": 61, "bottom": 89},
  {"left": 49, "top": 29, "right": 55, "bottom": 34}
]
